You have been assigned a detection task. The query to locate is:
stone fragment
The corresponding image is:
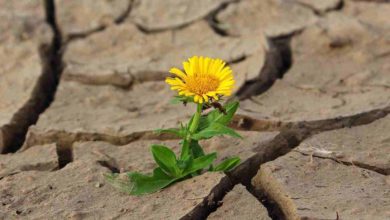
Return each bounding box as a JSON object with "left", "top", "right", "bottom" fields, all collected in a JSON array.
[
  {"left": 55, "top": 0, "right": 130, "bottom": 36},
  {"left": 239, "top": 12, "right": 390, "bottom": 122},
  {"left": 252, "top": 152, "right": 390, "bottom": 219},
  {"left": 73, "top": 140, "right": 181, "bottom": 173},
  {"left": 23, "top": 80, "right": 193, "bottom": 148},
  {"left": 0, "top": 160, "right": 225, "bottom": 219},
  {"left": 0, "top": 1, "right": 51, "bottom": 152},
  {"left": 73, "top": 131, "right": 278, "bottom": 172},
  {"left": 344, "top": 0, "right": 390, "bottom": 35},
  {"left": 239, "top": 80, "right": 389, "bottom": 122},
  {"left": 63, "top": 21, "right": 267, "bottom": 89},
  {"left": 229, "top": 53, "right": 267, "bottom": 94},
  {"left": 239, "top": 80, "right": 341, "bottom": 122},
  {"left": 296, "top": 115, "right": 390, "bottom": 174},
  {"left": 0, "top": 144, "right": 58, "bottom": 179},
  {"left": 208, "top": 184, "right": 271, "bottom": 220},
  {"left": 282, "top": 13, "right": 389, "bottom": 89},
  {"left": 130, "top": 0, "right": 232, "bottom": 31},
  {"left": 296, "top": 0, "right": 342, "bottom": 13},
  {"left": 216, "top": 0, "right": 317, "bottom": 37},
  {"left": 201, "top": 131, "right": 278, "bottom": 165},
  {"left": 0, "top": 1, "right": 46, "bottom": 42}
]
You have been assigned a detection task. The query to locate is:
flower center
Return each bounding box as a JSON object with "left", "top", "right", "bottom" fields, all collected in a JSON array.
[{"left": 186, "top": 75, "right": 220, "bottom": 95}]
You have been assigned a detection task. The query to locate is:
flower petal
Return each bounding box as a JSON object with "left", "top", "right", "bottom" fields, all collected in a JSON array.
[
  {"left": 165, "top": 56, "right": 235, "bottom": 103},
  {"left": 183, "top": 61, "right": 193, "bottom": 77},
  {"left": 169, "top": 67, "right": 187, "bottom": 80},
  {"left": 202, "top": 94, "right": 209, "bottom": 103},
  {"left": 194, "top": 95, "right": 199, "bottom": 103}
]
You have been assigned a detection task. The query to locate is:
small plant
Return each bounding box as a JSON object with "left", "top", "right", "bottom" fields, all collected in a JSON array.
[{"left": 105, "top": 56, "right": 242, "bottom": 195}]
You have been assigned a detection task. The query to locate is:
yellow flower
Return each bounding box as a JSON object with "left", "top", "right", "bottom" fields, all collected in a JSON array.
[{"left": 166, "top": 56, "right": 235, "bottom": 104}]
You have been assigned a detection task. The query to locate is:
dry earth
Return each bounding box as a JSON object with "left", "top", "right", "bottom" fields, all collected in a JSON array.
[{"left": 0, "top": 0, "right": 389, "bottom": 219}]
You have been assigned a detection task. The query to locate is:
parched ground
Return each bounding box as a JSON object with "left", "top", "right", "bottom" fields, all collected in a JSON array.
[{"left": 0, "top": 0, "right": 389, "bottom": 219}]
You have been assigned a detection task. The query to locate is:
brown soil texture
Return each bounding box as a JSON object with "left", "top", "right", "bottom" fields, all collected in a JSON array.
[{"left": 0, "top": 0, "right": 389, "bottom": 219}]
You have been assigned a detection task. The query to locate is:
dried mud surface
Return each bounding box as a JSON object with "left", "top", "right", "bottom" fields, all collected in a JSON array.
[{"left": 0, "top": 0, "right": 389, "bottom": 219}]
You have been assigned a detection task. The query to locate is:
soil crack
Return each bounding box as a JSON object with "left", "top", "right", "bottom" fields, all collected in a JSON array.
[
  {"left": 246, "top": 183, "right": 286, "bottom": 220},
  {"left": 217, "top": 105, "right": 390, "bottom": 219},
  {"left": 234, "top": 105, "right": 390, "bottom": 133},
  {"left": 56, "top": 143, "right": 73, "bottom": 169},
  {"left": 181, "top": 176, "right": 234, "bottom": 220},
  {"left": 235, "top": 35, "right": 293, "bottom": 100},
  {"left": 206, "top": 0, "right": 240, "bottom": 37},
  {"left": 65, "top": 0, "right": 135, "bottom": 43},
  {"left": 294, "top": 0, "right": 344, "bottom": 16},
  {"left": 24, "top": 130, "right": 178, "bottom": 149},
  {"left": 1, "top": 0, "right": 64, "bottom": 154},
  {"left": 23, "top": 130, "right": 179, "bottom": 168},
  {"left": 294, "top": 150, "right": 389, "bottom": 175}
]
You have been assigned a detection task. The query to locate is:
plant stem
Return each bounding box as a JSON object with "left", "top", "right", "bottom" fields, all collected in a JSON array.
[
  {"left": 189, "top": 103, "right": 202, "bottom": 134},
  {"left": 180, "top": 139, "right": 190, "bottom": 159},
  {"left": 180, "top": 103, "right": 202, "bottom": 159}
]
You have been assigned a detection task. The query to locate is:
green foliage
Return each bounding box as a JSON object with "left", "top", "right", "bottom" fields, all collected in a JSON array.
[
  {"left": 126, "top": 168, "right": 175, "bottom": 195},
  {"left": 170, "top": 95, "right": 194, "bottom": 104},
  {"left": 105, "top": 168, "right": 175, "bottom": 195},
  {"left": 184, "top": 153, "right": 216, "bottom": 174},
  {"left": 198, "top": 101, "right": 239, "bottom": 130},
  {"left": 212, "top": 157, "right": 241, "bottom": 172},
  {"left": 190, "top": 140, "right": 205, "bottom": 158},
  {"left": 193, "top": 101, "right": 241, "bottom": 140},
  {"left": 192, "top": 122, "right": 242, "bottom": 140},
  {"left": 154, "top": 128, "right": 186, "bottom": 138},
  {"left": 179, "top": 139, "right": 191, "bottom": 160},
  {"left": 106, "top": 101, "right": 242, "bottom": 195},
  {"left": 151, "top": 145, "right": 181, "bottom": 177},
  {"left": 176, "top": 155, "right": 192, "bottom": 170},
  {"left": 105, "top": 173, "right": 137, "bottom": 193},
  {"left": 107, "top": 150, "right": 217, "bottom": 195}
]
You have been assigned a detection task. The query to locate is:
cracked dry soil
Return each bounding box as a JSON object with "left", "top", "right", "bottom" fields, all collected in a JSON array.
[{"left": 0, "top": 0, "right": 389, "bottom": 219}]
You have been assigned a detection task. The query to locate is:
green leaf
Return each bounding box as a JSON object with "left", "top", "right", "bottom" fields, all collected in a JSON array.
[
  {"left": 170, "top": 97, "right": 182, "bottom": 104},
  {"left": 184, "top": 153, "right": 217, "bottom": 174},
  {"left": 104, "top": 173, "right": 135, "bottom": 194},
  {"left": 176, "top": 155, "right": 192, "bottom": 170},
  {"left": 170, "top": 95, "right": 193, "bottom": 104},
  {"left": 180, "top": 139, "right": 190, "bottom": 160},
  {"left": 127, "top": 168, "right": 176, "bottom": 195},
  {"left": 155, "top": 128, "right": 186, "bottom": 138},
  {"left": 151, "top": 145, "right": 180, "bottom": 177},
  {"left": 192, "top": 123, "right": 242, "bottom": 140},
  {"left": 212, "top": 157, "right": 241, "bottom": 172},
  {"left": 190, "top": 140, "right": 205, "bottom": 159},
  {"left": 199, "top": 101, "right": 239, "bottom": 130},
  {"left": 105, "top": 153, "right": 217, "bottom": 195},
  {"left": 189, "top": 140, "right": 206, "bottom": 175},
  {"left": 187, "top": 114, "right": 196, "bottom": 132},
  {"left": 105, "top": 167, "right": 181, "bottom": 195}
]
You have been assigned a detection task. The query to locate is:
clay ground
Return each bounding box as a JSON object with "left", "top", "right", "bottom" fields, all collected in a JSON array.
[{"left": 0, "top": 0, "right": 389, "bottom": 219}]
